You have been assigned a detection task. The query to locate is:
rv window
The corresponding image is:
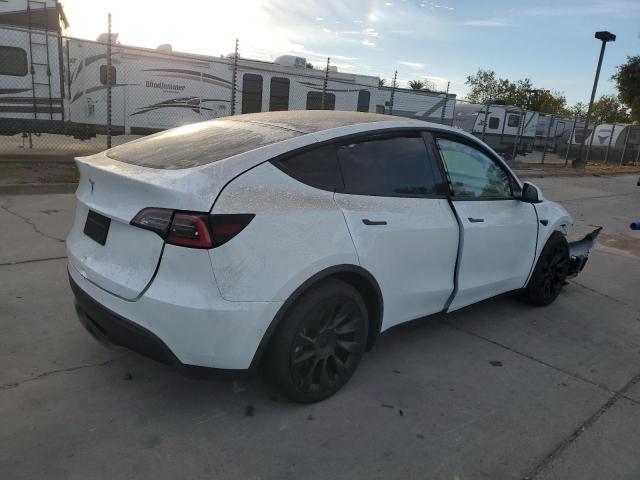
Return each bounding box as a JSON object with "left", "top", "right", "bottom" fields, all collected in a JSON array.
[
  {"left": 269, "top": 77, "right": 290, "bottom": 111},
  {"left": 0, "top": 46, "right": 28, "bottom": 76},
  {"left": 242, "top": 74, "right": 263, "bottom": 114},
  {"left": 306, "top": 91, "right": 335, "bottom": 110},
  {"left": 357, "top": 90, "right": 370, "bottom": 112},
  {"left": 507, "top": 114, "right": 521, "bottom": 128},
  {"left": 100, "top": 65, "right": 117, "bottom": 85},
  {"left": 488, "top": 117, "right": 500, "bottom": 129},
  {"left": 273, "top": 144, "right": 342, "bottom": 191},
  {"left": 337, "top": 134, "right": 441, "bottom": 197}
]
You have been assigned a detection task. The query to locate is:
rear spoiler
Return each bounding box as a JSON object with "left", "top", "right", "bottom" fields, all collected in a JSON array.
[{"left": 567, "top": 227, "right": 602, "bottom": 278}]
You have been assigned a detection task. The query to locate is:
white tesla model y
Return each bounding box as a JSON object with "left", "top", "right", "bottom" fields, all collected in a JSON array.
[{"left": 67, "top": 111, "right": 599, "bottom": 402}]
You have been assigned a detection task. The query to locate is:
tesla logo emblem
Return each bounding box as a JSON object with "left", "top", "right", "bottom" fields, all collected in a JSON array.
[{"left": 89, "top": 178, "right": 95, "bottom": 195}]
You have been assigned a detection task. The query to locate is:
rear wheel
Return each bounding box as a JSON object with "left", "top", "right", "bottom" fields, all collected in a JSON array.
[
  {"left": 519, "top": 231, "right": 569, "bottom": 306},
  {"left": 267, "top": 279, "right": 368, "bottom": 403}
]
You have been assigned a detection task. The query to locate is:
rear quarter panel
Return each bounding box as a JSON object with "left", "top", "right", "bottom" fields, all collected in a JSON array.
[{"left": 209, "top": 162, "right": 358, "bottom": 302}]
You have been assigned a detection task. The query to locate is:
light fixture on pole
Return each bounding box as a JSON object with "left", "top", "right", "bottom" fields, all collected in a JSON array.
[{"left": 574, "top": 31, "right": 616, "bottom": 169}]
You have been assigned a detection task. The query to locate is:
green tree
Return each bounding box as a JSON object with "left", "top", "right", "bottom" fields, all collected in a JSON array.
[
  {"left": 465, "top": 69, "right": 566, "bottom": 114},
  {"left": 612, "top": 55, "right": 640, "bottom": 123},
  {"left": 566, "top": 102, "right": 587, "bottom": 119},
  {"left": 590, "top": 94, "right": 632, "bottom": 123}
]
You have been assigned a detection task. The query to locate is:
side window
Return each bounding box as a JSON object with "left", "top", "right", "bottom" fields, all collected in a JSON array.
[
  {"left": 0, "top": 46, "right": 28, "bottom": 76},
  {"left": 100, "top": 65, "right": 116, "bottom": 85},
  {"left": 273, "top": 144, "right": 342, "bottom": 191},
  {"left": 306, "top": 91, "right": 335, "bottom": 110},
  {"left": 488, "top": 117, "right": 500, "bottom": 129},
  {"left": 357, "top": 90, "right": 370, "bottom": 112},
  {"left": 242, "top": 73, "right": 263, "bottom": 114},
  {"left": 269, "top": 77, "right": 289, "bottom": 111},
  {"left": 337, "top": 134, "right": 441, "bottom": 196},
  {"left": 436, "top": 138, "right": 513, "bottom": 199},
  {"left": 507, "top": 114, "right": 521, "bottom": 128}
]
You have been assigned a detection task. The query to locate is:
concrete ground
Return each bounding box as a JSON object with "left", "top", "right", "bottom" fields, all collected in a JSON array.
[{"left": 1, "top": 174, "right": 639, "bottom": 480}]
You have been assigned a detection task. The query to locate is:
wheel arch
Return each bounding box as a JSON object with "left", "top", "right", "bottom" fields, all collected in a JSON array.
[{"left": 249, "top": 264, "right": 384, "bottom": 370}]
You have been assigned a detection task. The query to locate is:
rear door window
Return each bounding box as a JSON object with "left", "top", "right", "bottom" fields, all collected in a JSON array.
[{"left": 337, "top": 133, "right": 442, "bottom": 197}]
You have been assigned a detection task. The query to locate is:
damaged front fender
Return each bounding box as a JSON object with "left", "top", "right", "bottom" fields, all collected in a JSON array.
[{"left": 567, "top": 227, "right": 602, "bottom": 278}]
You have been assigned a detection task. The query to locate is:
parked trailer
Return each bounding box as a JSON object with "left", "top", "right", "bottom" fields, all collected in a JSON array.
[
  {"left": 534, "top": 114, "right": 575, "bottom": 152},
  {"left": 452, "top": 102, "right": 538, "bottom": 158},
  {"left": 0, "top": 0, "right": 455, "bottom": 139}
]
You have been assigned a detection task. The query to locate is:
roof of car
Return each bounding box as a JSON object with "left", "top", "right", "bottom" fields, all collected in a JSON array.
[
  {"left": 106, "top": 111, "right": 425, "bottom": 169},
  {"left": 226, "top": 110, "right": 413, "bottom": 134}
]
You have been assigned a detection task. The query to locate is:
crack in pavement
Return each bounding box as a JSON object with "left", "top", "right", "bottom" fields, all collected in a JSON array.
[
  {"left": 0, "top": 358, "right": 118, "bottom": 391},
  {"left": 441, "top": 320, "right": 612, "bottom": 394},
  {"left": 0, "top": 202, "right": 66, "bottom": 243},
  {"left": 0, "top": 255, "right": 68, "bottom": 267},
  {"left": 522, "top": 370, "right": 640, "bottom": 479},
  {"left": 570, "top": 280, "right": 640, "bottom": 315}
]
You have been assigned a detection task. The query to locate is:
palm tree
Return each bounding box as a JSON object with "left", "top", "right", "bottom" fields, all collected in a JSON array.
[{"left": 409, "top": 80, "right": 425, "bottom": 90}]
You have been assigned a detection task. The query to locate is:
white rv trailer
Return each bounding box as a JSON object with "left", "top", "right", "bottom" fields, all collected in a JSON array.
[
  {"left": 452, "top": 102, "right": 539, "bottom": 158},
  {"left": 0, "top": 0, "right": 455, "bottom": 139},
  {"left": 584, "top": 123, "right": 640, "bottom": 149},
  {"left": 534, "top": 114, "right": 576, "bottom": 151},
  {"left": 0, "top": 0, "right": 67, "bottom": 133}
]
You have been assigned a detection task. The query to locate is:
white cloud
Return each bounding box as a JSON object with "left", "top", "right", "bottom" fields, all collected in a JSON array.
[
  {"left": 464, "top": 19, "right": 510, "bottom": 27},
  {"left": 362, "top": 39, "right": 376, "bottom": 47},
  {"left": 398, "top": 61, "right": 426, "bottom": 69}
]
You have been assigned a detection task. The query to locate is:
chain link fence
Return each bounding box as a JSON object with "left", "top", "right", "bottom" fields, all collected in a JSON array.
[{"left": 1, "top": 13, "right": 638, "bottom": 168}]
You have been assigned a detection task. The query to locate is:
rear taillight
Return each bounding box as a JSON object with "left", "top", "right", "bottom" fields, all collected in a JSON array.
[
  {"left": 167, "top": 212, "right": 213, "bottom": 248},
  {"left": 131, "top": 209, "right": 254, "bottom": 249}
]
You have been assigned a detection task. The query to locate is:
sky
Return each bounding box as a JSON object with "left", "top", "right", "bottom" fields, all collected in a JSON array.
[{"left": 61, "top": 0, "right": 640, "bottom": 105}]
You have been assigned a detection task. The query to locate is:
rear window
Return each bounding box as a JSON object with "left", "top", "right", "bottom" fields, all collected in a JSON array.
[
  {"left": 273, "top": 144, "right": 342, "bottom": 191},
  {"left": 106, "top": 120, "right": 302, "bottom": 169}
]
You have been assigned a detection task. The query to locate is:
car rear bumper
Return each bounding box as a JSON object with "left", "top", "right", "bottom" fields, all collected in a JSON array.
[{"left": 68, "top": 246, "right": 283, "bottom": 370}]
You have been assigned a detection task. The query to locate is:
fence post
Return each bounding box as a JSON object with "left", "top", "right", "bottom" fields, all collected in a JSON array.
[
  {"left": 619, "top": 125, "right": 631, "bottom": 165},
  {"left": 585, "top": 120, "right": 596, "bottom": 164},
  {"left": 604, "top": 122, "right": 616, "bottom": 164},
  {"left": 439, "top": 81, "right": 450, "bottom": 124},
  {"left": 321, "top": 57, "right": 330, "bottom": 110},
  {"left": 106, "top": 12, "right": 112, "bottom": 149},
  {"left": 541, "top": 115, "right": 553, "bottom": 164},
  {"left": 634, "top": 127, "right": 640, "bottom": 166},
  {"left": 512, "top": 108, "right": 526, "bottom": 161},
  {"left": 389, "top": 70, "right": 398, "bottom": 115},
  {"left": 481, "top": 103, "right": 489, "bottom": 141},
  {"left": 230, "top": 38, "right": 239, "bottom": 115},
  {"left": 565, "top": 118, "right": 577, "bottom": 166}
]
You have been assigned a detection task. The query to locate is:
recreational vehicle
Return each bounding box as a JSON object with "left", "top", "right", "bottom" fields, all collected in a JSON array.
[
  {"left": 534, "top": 114, "right": 575, "bottom": 151},
  {"left": 452, "top": 102, "right": 538, "bottom": 159},
  {"left": 0, "top": 0, "right": 455, "bottom": 140}
]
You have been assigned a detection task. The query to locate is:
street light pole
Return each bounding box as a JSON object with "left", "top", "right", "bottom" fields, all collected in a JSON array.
[{"left": 574, "top": 31, "right": 616, "bottom": 169}]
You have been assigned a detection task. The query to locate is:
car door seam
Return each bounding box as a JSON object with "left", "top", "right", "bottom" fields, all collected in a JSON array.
[
  {"left": 523, "top": 203, "right": 541, "bottom": 288},
  {"left": 333, "top": 192, "right": 361, "bottom": 266},
  {"left": 443, "top": 198, "right": 463, "bottom": 312}
]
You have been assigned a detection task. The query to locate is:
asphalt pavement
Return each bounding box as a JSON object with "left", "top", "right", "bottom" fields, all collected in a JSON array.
[{"left": 1, "top": 174, "right": 639, "bottom": 480}]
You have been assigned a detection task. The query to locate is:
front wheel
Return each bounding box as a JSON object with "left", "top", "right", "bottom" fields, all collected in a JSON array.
[
  {"left": 519, "top": 231, "right": 569, "bottom": 306},
  {"left": 266, "top": 279, "right": 368, "bottom": 403}
]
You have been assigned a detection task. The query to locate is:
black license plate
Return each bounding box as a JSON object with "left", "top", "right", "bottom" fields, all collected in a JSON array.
[{"left": 84, "top": 210, "right": 111, "bottom": 245}]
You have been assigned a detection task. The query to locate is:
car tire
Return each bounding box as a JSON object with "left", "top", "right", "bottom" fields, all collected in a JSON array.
[
  {"left": 266, "top": 279, "right": 369, "bottom": 403},
  {"left": 519, "top": 231, "right": 570, "bottom": 306}
]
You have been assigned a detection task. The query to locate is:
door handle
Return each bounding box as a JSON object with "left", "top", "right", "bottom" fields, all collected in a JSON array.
[
  {"left": 362, "top": 219, "right": 387, "bottom": 226},
  {"left": 467, "top": 217, "right": 485, "bottom": 223}
]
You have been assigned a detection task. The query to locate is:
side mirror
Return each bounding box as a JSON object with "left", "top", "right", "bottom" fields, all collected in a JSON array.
[{"left": 521, "top": 182, "right": 543, "bottom": 203}]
